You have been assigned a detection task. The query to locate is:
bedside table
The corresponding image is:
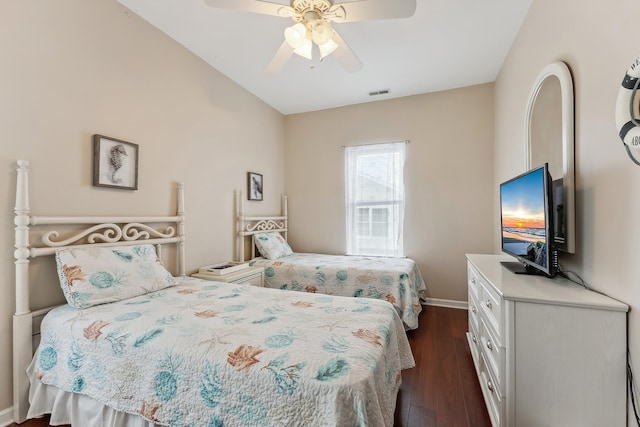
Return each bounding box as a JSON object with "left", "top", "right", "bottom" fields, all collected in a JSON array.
[{"left": 192, "top": 265, "right": 264, "bottom": 287}]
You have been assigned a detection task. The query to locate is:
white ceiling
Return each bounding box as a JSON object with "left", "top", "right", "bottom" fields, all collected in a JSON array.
[{"left": 116, "top": 0, "right": 532, "bottom": 115}]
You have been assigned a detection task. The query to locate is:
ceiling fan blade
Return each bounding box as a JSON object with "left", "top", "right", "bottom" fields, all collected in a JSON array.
[
  {"left": 264, "top": 41, "right": 295, "bottom": 77},
  {"left": 330, "top": 30, "right": 362, "bottom": 73},
  {"left": 332, "top": 0, "right": 416, "bottom": 22},
  {"left": 204, "top": 0, "right": 293, "bottom": 18}
]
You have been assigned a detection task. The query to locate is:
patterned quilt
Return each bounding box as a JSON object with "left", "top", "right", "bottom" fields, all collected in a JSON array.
[
  {"left": 29, "top": 277, "right": 414, "bottom": 426},
  {"left": 249, "top": 253, "right": 427, "bottom": 330}
]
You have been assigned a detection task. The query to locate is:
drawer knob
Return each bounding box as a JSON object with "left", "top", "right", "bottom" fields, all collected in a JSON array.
[
  {"left": 472, "top": 335, "right": 477, "bottom": 344},
  {"left": 472, "top": 306, "right": 477, "bottom": 314},
  {"left": 486, "top": 339, "right": 493, "bottom": 351},
  {"left": 486, "top": 300, "right": 492, "bottom": 309},
  {"left": 487, "top": 379, "right": 494, "bottom": 392},
  {"left": 471, "top": 277, "right": 476, "bottom": 284}
]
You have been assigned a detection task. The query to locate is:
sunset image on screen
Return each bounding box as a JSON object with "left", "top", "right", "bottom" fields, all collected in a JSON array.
[
  {"left": 500, "top": 167, "right": 547, "bottom": 256},
  {"left": 502, "top": 209, "right": 545, "bottom": 230}
]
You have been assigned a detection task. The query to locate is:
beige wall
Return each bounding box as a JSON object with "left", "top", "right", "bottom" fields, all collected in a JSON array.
[
  {"left": 8, "top": 0, "right": 637, "bottom": 421},
  {"left": 495, "top": 0, "right": 640, "bottom": 423},
  {"left": 0, "top": 0, "right": 285, "bottom": 414},
  {"left": 284, "top": 84, "right": 496, "bottom": 303}
]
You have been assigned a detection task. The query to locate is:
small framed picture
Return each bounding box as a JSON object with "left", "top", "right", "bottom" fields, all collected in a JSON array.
[
  {"left": 248, "top": 172, "right": 263, "bottom": 201},
  {"left": 92, "top": 134, "right": 139, "bottom": 190}
]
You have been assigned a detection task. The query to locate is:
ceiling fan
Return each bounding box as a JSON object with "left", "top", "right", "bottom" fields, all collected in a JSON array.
[{"left": 204, "top": 0, "right": 417, "bottom": 76}]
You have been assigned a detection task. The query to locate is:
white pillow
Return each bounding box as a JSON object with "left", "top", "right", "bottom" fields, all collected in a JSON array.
[
  {"left": 254, "top": 232, "right": 293, "bottom": 260},
  {"left": 55, "top": 244, "right": 177, "bottom": 308}
]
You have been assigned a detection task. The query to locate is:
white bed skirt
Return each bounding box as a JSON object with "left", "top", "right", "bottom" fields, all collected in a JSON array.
[{"left": 28, "top": 381, "right": 156, "bottom": 427}]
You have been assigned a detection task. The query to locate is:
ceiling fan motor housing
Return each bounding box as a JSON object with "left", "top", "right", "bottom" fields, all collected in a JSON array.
[
  {"left": 283, "top": 0, "right": 343, "bottom": 55},
  {"left": 291, "top": 0, "right": 332, "bottom": 15},
  {"left": 288, "top": 0, "right": 346, "bottom": 24}
]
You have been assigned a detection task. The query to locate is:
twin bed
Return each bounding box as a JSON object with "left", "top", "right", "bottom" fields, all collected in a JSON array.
[
  {"left": 12, "top": 161, "right": 417, "bottom": 426},
  {"left": 235, "top": 191, "right": 427, "bottom": 330}
]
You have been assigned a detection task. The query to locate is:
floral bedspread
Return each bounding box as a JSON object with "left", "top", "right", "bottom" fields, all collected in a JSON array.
[
  {"left": 250, "top": 253, "right": 427, "bottom": 330},
  {"left": 29, "top": 277, "right": 414, "bottom": 426}
]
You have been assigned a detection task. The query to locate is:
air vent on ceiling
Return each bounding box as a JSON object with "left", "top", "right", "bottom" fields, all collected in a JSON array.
[{"left": 368, "top": 89, "right": 390, "bottom": 96}]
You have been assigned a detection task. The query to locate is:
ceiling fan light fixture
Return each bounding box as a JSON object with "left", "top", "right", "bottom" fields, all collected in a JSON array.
[
  {"left": 284, "top": 23, "right": 307, "bottom": 49},
  {"left": 319, "top": 38, "right": 338, "bottom": 58},
  {"left": 293, "top": 37, "right": 313, "bottom": 60},
  {"left": 311, "top": 20, "right": 334, "bottom": 45}
]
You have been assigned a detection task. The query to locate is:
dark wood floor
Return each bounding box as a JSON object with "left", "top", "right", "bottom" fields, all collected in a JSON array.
[
  {"left": 12, "top": 306, "right": 490, "bottom": 427},
  {"left": 394, "top": 306, "right": 491, "bottom": 427}
]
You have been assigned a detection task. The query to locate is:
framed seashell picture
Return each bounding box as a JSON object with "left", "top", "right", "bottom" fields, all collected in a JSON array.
[{"left": 92, "top": 134, "right": 139, "bottom": 190}]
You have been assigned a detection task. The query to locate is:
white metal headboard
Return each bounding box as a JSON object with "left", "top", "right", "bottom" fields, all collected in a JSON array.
[
  {"left": 13, "top": 160, "right": 186, "bottom": 424},
  {"left": 235, "top": 190, "right": 287, "bottom": 262}
]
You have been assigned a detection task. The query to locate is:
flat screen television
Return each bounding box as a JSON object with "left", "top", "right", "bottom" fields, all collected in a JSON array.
[{"left": 500, "top": 163, "right": 558, "bottom": 277}]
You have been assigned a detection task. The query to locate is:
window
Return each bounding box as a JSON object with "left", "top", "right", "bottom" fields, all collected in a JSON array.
[
  {"left": 345, "top": 141, "right": 406, "bottom": 257},
  {"left": 357, "top": 206, "right": 390, "bottom": 238}
]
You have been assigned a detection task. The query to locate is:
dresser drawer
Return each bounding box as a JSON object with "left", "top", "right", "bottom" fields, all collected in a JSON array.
[
  {"left": 468, "top": 318, "right": 481, "bottom": 367},
  {"left": 468, "top": 291, "right": 480, "bottom": 333},
  {"left": 229, "top": 271, "right": 263, "bottom": 287},
  {"left": 479, "top": 275, "right": 502, "bottom": 344},
  {"left": 480, "top": 352, "right": 502, "bottom": 427},
  {"left": 193, "top": 266, "right": 264, "bottom": 287},
  {"left": 468, "top": 264, "right": 481, "bottom": 301},
  {"left": 480, "top": 316, "right": 503, "bottom": 394}
]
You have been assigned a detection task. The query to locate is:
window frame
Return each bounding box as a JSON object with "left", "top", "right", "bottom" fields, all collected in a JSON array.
[{"left": 344, "top": 141, "right": 406, "bottom": 257}]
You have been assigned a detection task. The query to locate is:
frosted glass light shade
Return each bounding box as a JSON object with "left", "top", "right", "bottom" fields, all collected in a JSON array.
[
  {"left": 293, "top": 38, "right": 313, "bottom": 60},
  {"left": 319, "top": 39, "right": 338, "bottom": 58},
  {"left": 284, "top": 23, "right": 307, "bottom": 49},
  {"left": 311, "top": 20, "right": 334, "bottom": 45}
]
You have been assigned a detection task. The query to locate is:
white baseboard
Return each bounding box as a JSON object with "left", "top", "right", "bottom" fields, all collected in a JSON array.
[
  {"left": 0, "top": 406, "right": 13, "bottom": 427},
  {"left": 422, "top": 298, "right": 467, "bottom": 310}
]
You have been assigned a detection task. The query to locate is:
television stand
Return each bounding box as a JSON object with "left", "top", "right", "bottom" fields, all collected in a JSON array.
[
  {"left": 500, "top": 261, "right": 546, "bottom": 276},
  {"left": 466, "top": 254, "right": 628, "bottom": 426}
]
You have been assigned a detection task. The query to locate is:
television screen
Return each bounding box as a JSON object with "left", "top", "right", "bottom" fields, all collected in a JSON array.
[{"left": 500, "top": 163, "right": 556, "bottom": 276}]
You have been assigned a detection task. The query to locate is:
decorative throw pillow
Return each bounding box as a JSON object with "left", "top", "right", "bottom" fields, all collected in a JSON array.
[
  {"left": 55, "top": 244, "right": 177, "bottom": 309},
  {"left": 254, "top": 232, "right": 293, "bottom": 260}
]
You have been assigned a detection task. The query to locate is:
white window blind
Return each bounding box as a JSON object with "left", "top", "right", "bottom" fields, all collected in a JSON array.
[{"left": 344, "top": 141, "right": 406, "bottom": 257}]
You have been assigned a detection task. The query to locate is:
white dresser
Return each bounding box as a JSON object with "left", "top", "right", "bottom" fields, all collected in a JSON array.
[{"left": 466, "top": 254, "right": 628, "bottom": 427}]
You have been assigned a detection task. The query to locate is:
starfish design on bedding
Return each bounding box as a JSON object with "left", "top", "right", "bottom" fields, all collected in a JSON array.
[
  {"left": 176, "top": 301, "right": 208, "bottom": 312},
  {"left": 63, "top": 309, "right": 98, "bottom": 327},
  {"left": 198, "top": 329, "right": 247, "bottom": 350},
  {"left": 318, "top": 316, "right": 352, "bottom": 332}
]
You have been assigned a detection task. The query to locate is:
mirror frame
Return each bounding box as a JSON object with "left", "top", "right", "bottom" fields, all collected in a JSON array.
[{"left": 525, "top": 61, "right": 575, "bottom": 254}]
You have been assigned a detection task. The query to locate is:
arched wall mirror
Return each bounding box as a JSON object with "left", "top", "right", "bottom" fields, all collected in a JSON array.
[{"left": 525, "top": 61, "right": 575, "bottom": 254}]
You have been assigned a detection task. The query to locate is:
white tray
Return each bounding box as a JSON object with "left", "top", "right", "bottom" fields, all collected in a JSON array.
[{"left": 198, "top": 262, "right": 249, "bottom": 275}]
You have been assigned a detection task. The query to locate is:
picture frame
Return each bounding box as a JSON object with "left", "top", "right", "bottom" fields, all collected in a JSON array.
[
  {"left": 247, "top": 172, "right": 263, "bottom": 201},
  {"left": 92, "top": 134, "right": 139, "bottom": 190}
]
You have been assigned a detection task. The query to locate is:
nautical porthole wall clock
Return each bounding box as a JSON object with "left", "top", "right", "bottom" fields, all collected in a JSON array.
[{"left": 615, "top": 55, "right": 640, "bottom": 166}]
